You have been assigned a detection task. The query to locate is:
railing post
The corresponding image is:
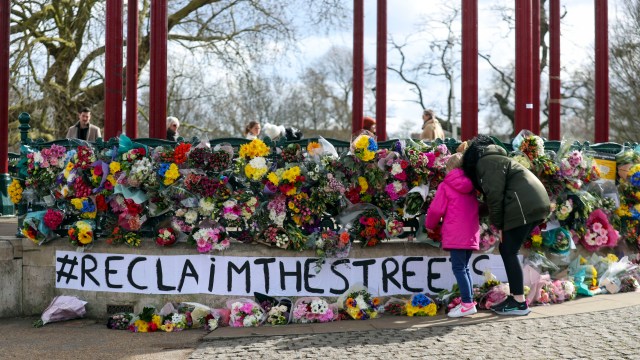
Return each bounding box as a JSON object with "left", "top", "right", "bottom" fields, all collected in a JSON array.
[{"left": 18, "top": 112, "right": 31, "bottom": 144}]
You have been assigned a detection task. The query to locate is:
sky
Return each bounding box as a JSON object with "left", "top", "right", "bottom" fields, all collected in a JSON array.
[{"left": 287, "top": 0, "right": 621, "bottom": 138}]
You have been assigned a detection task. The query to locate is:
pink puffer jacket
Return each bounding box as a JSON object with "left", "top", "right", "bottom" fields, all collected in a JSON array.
[{"left": 425, "top": 168, "right": 480, "bottom": 250}]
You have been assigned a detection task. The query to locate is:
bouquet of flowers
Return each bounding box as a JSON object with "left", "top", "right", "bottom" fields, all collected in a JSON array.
[
  {"left": 129, "top": 306, "right": 162, "bottom": 333},
  {"left": 542, "top": 227, "right": 573, "bottom": 255},
  {"left": 106, "top": 312, "right": 133, "bottom": 330},
  {"left": 43, "top": 208, "right": 64, "bottom": 231},
  {"left": 21, "top": 211, "right": 49, "bottom": 245},
  {"left": 308, "top": 229, "right": 351, "bottom": 272},
  {"left": 383, "top": 298, "right": 407, "bottom": 316},
  {"left": 351, "top": 134, "right": 378, "bottom": 162},
  {"left": 292, "top": 297, "right": 335, "bottom": 323},
  {"left": 386, "top": 216, "right": 405, "bottom": 237},
  {"left": 266, "top": 303, "right": 291, "bottom": 326},
  {"left": 227, "top": 299, "right": 266, "bottom": 327},
  {"left": 350, "top": 209, "right": 387, "bottom": 247},
  {"left": 156, "top": 162, "right": 180, "bottom": 186},
  {"left": 202, "top": 308, "right": 231, "bottom": 332},
  {"left": 405, "top": 293, "right": 438, "bottom": 317},
  {"left": 237, "top": 139, "right": 270, "bottom": 182},
  {"left": 479, "top": 221, "right": 500, "bottom": 251},
  {"left": 517, "top": 133, "right": 545, "bottom": 161},
  {"left": 281, "top": 143, "right": 303, "bottom": 164},
  {"left": 68, "top": 220, "right": 94, "bottom": 247},
  {"left": 160, "top": 313, "right": 188, "bottom": 332},
  {"left": 341, "top": 287, "right": 381, "bottom": 320},
  {"left": 403, "top": 185, "right": 428, "bottom": 218},
  {"left": 580, "top": 209, "right": 620, "bottom": 252},
  {"left": 190, "top": 224, "right": 229, "bottom": 253},
  {"left": 123, "top": 232, "right": 141, "bottom": 247},
  {"left": 555, "top": 198, "right": 574, "bottom": 221},
  {"left": 8, "top": 178, "right": 23, "bottom": 204},
  {"left": 156, "top": 227, "right": 177, "bottom": 246}
]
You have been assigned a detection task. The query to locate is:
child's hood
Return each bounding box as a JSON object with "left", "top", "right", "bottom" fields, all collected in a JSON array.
[{"left": 444, "top": 168, "right": 474, "bottom": 194}]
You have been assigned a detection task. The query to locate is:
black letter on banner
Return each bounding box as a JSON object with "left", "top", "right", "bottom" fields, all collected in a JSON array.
[
  {"left": 105, "top": 256, "right": 124, "bottom": 289},
  {"left": 381, "top": 258, "right": 400, "bottom": 292},
  {"left": 177, "top": 259, "right": 199, "bottom": 292},
  {"left": 303, "top": 258, "right": 323, "bottom": 294},
  {"left": 81, "top": 255, "right": 100, "bottom": 287},
  {"left": 254, "top": 258, "right": 276, "bottom": 293},
  {"left": 156, "top": 258, "right": 176, "bottom": 291},
  {"left": 330, "top": 259, "right": 350, "bottom": 294},
  {"left": 427, "top": 258, "right": 446, "bottom": 293},
  {"left": 228, "top": 261, "right": 250, "bottom": 293},
  {"left": 402, "top": 257, "right": 424, "bottom": 293},
  {"left": 352, "top": 259, "right": 376, "bottom": 287},
  {"left": 472, "top": 255, "right": 490, "bottom": 276},
  {"left": 127, "top": 257, "right": 147, "bottom": 290},
  {"left": 279, "top": 261, "right": 301, "bottom": 292},
  {"left": 208, "top": 258, "right": 216, "bottom": 292}
]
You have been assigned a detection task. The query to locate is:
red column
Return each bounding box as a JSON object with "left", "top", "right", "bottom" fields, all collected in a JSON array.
[
  {"left": 531, "top": 0, "right": 541, "bottom": 134},
  {"left": 515, "top": 0, "right": 533, "bottom": 134},
  {"left": 352, "top": 0, "right": 364, "bottom": 135},
  {"left": 461, "top": 0, "right": 478, "bottom": 141},
  {"left": 150, "top": 0, "right": 168, "bottom": 139},
  {"left": 594, "top": 0, "right": 609, "bottom": 143},
  {"left": 126, "top": 0, "right": 139, "bottom": 139},
  {"left": 0, "top": 0, "right": 8, "bottom": 173},
  {"left": 548, "top": 0, "right": 561, "bottom": 140},
  {"left": 375, "top": 0, "right": 387, "bottom": 141},
  {"left": 104, "top": 0, "right": 124, "bottom": 140}
]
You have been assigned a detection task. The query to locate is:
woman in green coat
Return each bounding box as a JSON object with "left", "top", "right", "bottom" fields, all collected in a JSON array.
[{"left": 462, "top": 135, "right": 550, "bottom": 316}]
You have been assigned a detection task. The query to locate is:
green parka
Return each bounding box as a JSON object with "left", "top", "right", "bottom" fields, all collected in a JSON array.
[{"left": 476, "top": 145, "right": 550, "bottom": 231}]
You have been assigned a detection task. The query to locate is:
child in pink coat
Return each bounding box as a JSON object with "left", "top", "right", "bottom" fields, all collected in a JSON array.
[{"left": 425, "top": 153, "right": 480, "bottom": 317}]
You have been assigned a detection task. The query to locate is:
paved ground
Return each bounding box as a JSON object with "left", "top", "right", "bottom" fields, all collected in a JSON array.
[{"left": 1, "top": 292, "right": 638, "bottom": 359}]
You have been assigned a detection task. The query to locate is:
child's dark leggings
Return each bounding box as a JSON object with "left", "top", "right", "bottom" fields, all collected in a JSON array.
[{"left": 499, "top": 222, "right": 538, "bottom": 296}]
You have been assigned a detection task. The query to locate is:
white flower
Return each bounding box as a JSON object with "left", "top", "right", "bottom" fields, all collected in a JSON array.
[
  {"left": 249, "top": 156, "right": 267, "bottom": 169},
  {"left": 391, "top": 163, "right": 403, "bottom": 175},
  {"left": 185, "top": 209, "right": 198, "bottom": 224},
  {"left": 199, "top": 198, "right": 216, "bottom": 216}
]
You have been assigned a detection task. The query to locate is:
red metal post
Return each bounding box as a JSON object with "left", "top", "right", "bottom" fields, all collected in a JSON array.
[
  {"left": 0, "top": 0, "right": 8, "bottom": 174},
  {"left": 352, "top": 0, "right": 364, "bottom": 135},
  {"left": 461, "top": 0, "right": 478, "bottom": 141},
  {"left": 375, "top": 0, "right": 387, "bottom": 141},
  {"left": 515, "top": 0, "right": 533, "bottom": 134},
  {"left": 105, "top": 0, "right": 124, "bottom": 140},
  {"left": 150, "top": 0, "right": 168, "bottom": 139},
  {"left": 548, "top": 0, "right": 561, "bottom": 140},
  {"left": 594, "top": 0, "right": 609, "bottom": 143},
  {"left": 532, "top": 0, "right": 540, "bottom": 134},
  {"left": 126, "top": 0, "right": 139, "bottom": 139}
]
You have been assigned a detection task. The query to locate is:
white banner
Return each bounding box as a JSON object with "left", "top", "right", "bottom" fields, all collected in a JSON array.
[{"left": 55, "top": 251, "right": 510, "bottom": 296}]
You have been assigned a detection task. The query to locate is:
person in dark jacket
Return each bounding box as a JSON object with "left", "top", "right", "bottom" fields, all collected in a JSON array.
[{"left": 462, "top": 135, "right": 550, "bottom": 316}]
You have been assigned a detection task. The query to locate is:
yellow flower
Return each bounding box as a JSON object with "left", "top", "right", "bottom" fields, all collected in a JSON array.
[
  {"left": 63, "top": 161, "right": 74, "bottom": 177},
  {"left": 106, "top": 175, "right": 117, "bottom": 186},
  {"left": 531, "top": 234, "right": 542, "bottom": 248},
  {"left": 239, "top": 139, "right": 270, "bottom": 159},
  {"left": 354, "top": 135, "right": 370, "bottom": 149},
  {"left": 135, "top": 319, "right": 148, "bottom": 333},
  {"left": 616, "top": 204, "right": 631, "bottom": 217},
  {"left": 152, "top": 315, "right": 162, "bottom": 327},
  {"left": 109, "top": 161, "right": 121, "bottom": 174},
  {"left": 8, "top": 179, "right": 22, "bottom": 204},
  {"left": 358, "top": 177, "right": 368, "bottom": 193},
  {"left": 361, "top": 149, "right": 375, "bottom": 162},
  {"left": 282, "top": 166, "right": 301, "bottom": 183},
  {"left": 267, "top": 172, "right": 280, "bottom": 186},
  {"left": 245, "top": 164, "right": 267, "bottom": 181},
  {"left": 70, "top": 198, "right": 86, "bottom": 210},
  {"left": 605, "top": 254, "right": 619, "bottom": 263},
  {"left": 163, "top": 163, "right": 180, "bottom": 185}
]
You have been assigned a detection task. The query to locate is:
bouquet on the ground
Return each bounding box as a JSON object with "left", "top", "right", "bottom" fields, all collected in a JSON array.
[
  {"left": 292, "top": 297, "right": 335, "bottom": 323},
  {"left": 341, "top": 287, "right": 381, "bottom": 320},
  {"left": 406, "top": 293, "right": 438, "bottom": 316},
  {"left": 68, "top": 220, "right": 94, "bottom": 247},
  {"left": 156, "top": 227, "right": 177, "bottom": 246},
  {"left": 541, "top": 227, "right": 573, "bottom": 255},
  {"left": 160, "top": 313, "right": 189, "bottom": 332},
  {"left": 227, "top": 299, "right": 265, "bottom": 327},
  {"left": 106, "top": 312, "right": 133, "bottom": 330},
  {"left": 351, "top": 134, "right": 378, "bottom": 162},
  {"left": 129, "top": 306, "right": 162, "bottom": 333},
  {"left": 203, "top": 308, "right": 231, "bottom": 332},
  {"left": 190, "top": 223, "right": 229, "bottom": 253},
  {"left": 266, "top": 301, "right": 292, "bottom": 326},
  {"left": 383, "top": 298, "right": 407, "bottom": 316}
]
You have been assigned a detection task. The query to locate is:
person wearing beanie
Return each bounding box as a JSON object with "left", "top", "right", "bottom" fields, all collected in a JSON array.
[{"left": 363, "top": 117, "right": 376, "bottom": 133}]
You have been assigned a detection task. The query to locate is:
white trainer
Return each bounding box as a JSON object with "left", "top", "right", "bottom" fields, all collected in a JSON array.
[{"left": 447, "top": 302, "right": 477, "bottom": 318}]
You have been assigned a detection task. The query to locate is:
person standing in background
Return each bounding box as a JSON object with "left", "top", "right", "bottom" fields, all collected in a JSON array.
[
  {"left": 363, "top": 116, "right": 376, "bottom": 134},
  {"left": 420, "top": 109, "right": 445, "bottom": 141},
  {"left": 244, "top": 121, "right": 261, "bottom": 140},
  {"left": 66, "top": 107, "right": 102, "bottom": 141},
  {"left": 166, "top": 117, "right": 180, "bottom": 141}
]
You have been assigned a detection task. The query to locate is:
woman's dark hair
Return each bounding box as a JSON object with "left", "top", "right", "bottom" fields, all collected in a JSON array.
[
  {"left": 244, "top": 121, "right": 259, "bottom": 136},
  {"left": 462, "top": 134, "right": 495, "bottom": 191}
]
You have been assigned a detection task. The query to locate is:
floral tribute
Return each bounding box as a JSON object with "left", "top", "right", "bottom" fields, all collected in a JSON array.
[
  {"left": 228, "top": 299, "right": 265, "bottom": 327},
  {"left": 350, "top": 209, "right": 387, "bottom": 247},
  {"left": 156, "top": 227, "right": 177, "bottom": 247},
  {"left": 405, "top": 293, "right": 437, "bottom": 317},
  {"left": 342, "top": 288, "right": 381, "bottom": 320},
  {"left": 292, "top": 297, "right": 335, "bottom": 323},
  {"left": 68, "top": 220, "right": 93, "bottom": 247},
  {"left": 580, "top": 209, "right": 619, "bottom": 252}
]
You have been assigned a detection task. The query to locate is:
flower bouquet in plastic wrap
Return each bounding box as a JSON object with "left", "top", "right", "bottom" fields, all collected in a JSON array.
[
  {"left": 227, "top": 298, "right": 265, "bottom": 327},
  {"left": 473, "top": 270, "right": 509, "bottom": 310},
  {"left": 106, "top": 312, "right": 133, "bottom": 330},
  {"left": 307, "top": 229, "right": 351, "bottom": 272},
  {"left": 291, "top": 297, "right": 336, "bottom": 323},
  {"left": 128, "top": 306, "right": 162, "bottom": 332},
  {"left": 203, "top": 308, "right": 231, "bottom": 332},
  {"left": 68, "top": 220, "right": 95, "bottom": 247},
  {"left": 406, "top": 293, "right": 437, "bottom": 317},
  {"left": 254, "top": 292, "right": 293, "bottom": 326},
  {"left": 382, "top": 297, "right": 407, "bottom": 316},
  {"left": 479, "top": 220, "right": 500, "bottom": 252},
  {"left": 338, "top": 284, "right": 382, "bottom": 320},
  {"left": 33, "top": 295, "right": 88, "bottom": 328},
  {"left": 580, "top": 209, "right": 620, "bottom": 252}
]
